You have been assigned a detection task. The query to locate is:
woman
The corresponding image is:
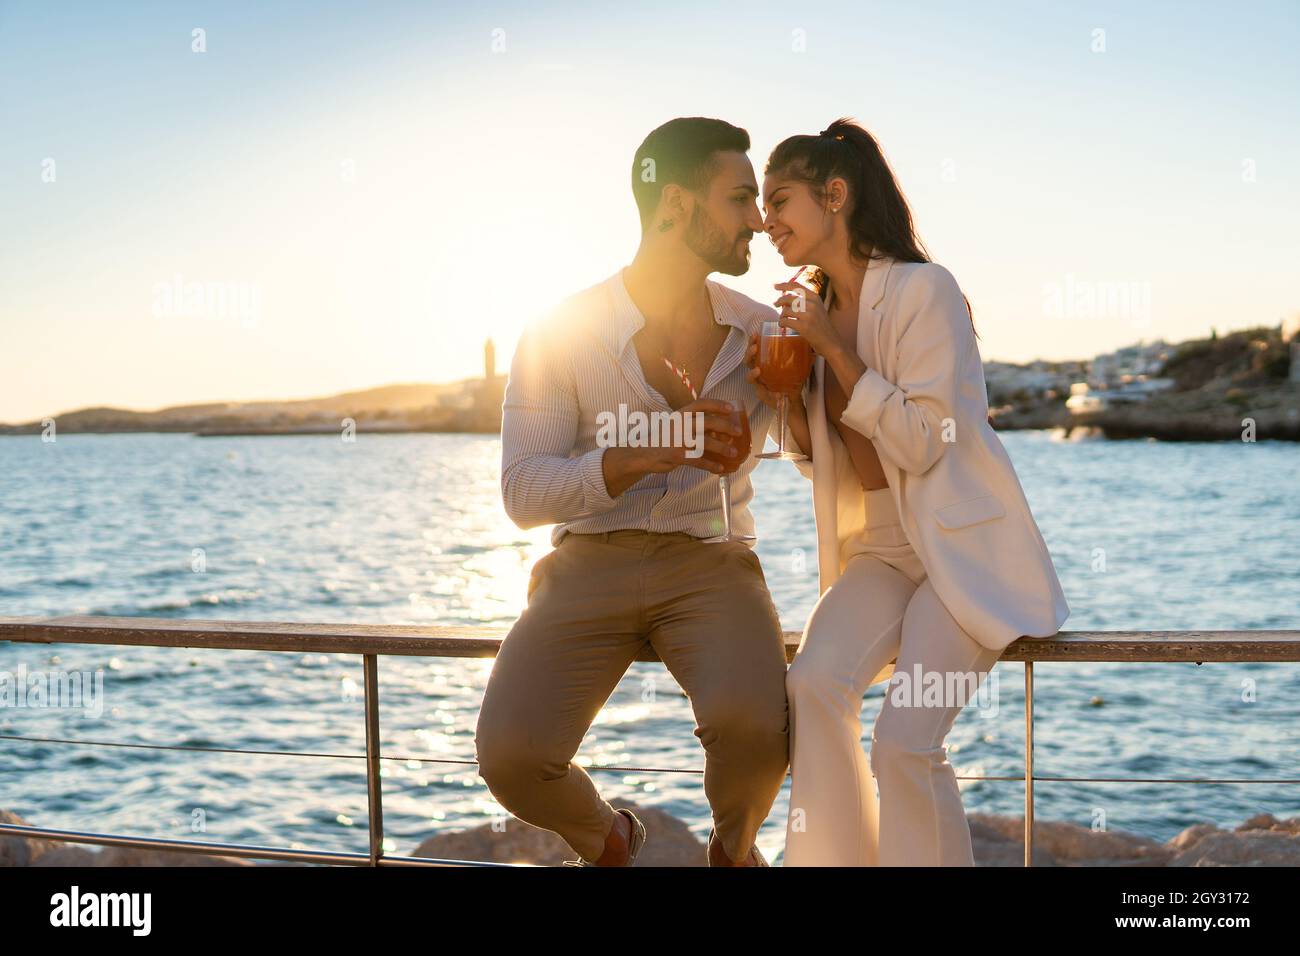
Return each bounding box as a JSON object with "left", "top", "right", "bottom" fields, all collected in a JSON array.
[{"left": 746, "top": 118, "right": 1069, "bottom": 866}]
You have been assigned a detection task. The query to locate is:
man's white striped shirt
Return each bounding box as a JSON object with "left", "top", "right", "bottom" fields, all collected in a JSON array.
[{"left": 500, "top": 269, "right": 781, "bottom": 546}]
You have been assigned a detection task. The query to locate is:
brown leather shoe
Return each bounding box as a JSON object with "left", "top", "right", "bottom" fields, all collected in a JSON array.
[
  {"left": 563, "top": 808, "right": 646, "bottom": 867},
  {"left": 707, "top": 828, "right": 769, "bottom": 867}
]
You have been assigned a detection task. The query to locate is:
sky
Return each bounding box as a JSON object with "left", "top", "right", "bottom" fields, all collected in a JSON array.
[{"left": 1, "top": 0, "right": 1297, "bottom": 423}]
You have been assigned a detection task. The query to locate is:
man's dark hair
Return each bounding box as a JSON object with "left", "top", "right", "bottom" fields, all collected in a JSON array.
[{"left": 631, "top": 117, "right": 750, "bottom": 232}]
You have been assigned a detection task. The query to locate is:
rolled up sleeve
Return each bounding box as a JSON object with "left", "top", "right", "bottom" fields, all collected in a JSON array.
[
  {"left": 838, "top": 264, "right": 969, "bottom": 476},
  {"left": 500, "top": 322, "right": 619, "bottom": 529}
]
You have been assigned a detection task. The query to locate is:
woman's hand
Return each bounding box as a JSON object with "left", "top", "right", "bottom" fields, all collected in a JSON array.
[{"left": 772, "top": 280, "right": 843, "bottom": 358}]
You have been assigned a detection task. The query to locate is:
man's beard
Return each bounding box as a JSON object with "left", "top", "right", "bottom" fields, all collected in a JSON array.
[{"left": 684, "top": 204, "right": 752, "bottom": 275}]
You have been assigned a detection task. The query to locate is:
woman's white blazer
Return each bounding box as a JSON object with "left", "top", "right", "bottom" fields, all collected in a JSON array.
[{"left": 779, "top": 255, "right": 1069, "bottom": 688}]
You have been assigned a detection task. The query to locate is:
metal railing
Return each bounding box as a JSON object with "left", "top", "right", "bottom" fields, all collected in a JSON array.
[{"left": 2, "top": 615, "right": 1298, "bottom": 866}]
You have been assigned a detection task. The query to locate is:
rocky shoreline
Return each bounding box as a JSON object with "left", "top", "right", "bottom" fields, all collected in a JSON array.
[
  {"left": 989, "top": 325, "right": 1300, "bottom": 441},
  {"left": 991, "top": 382, "right": 1300, "bottom": 441},
  {"left": 5, "top": 804, "right": 1299, "bottom": 867}
]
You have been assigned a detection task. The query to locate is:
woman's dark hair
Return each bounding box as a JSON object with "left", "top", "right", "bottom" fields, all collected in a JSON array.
[{"left": 765, "top": 117, "right": 976, "bottom": 337}]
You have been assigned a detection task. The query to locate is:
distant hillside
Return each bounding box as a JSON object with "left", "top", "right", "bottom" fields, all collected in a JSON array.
[
  {"left": 0, "top": 379, "right": 503, "bottom": 435},
  {"left": 1159, "top": 325, "right": 1292, "bottom": 392},
  {"left": 991, "top": 324, "right": 1300, "bottom": 440},
  {"left": 1079, "top": 325, "right": 1298, "bottom": 439},
  {"left": 7, "top": 323, "right": 1296, "bottom": 440}
]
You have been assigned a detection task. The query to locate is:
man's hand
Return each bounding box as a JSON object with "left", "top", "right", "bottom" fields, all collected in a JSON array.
[{"left": 600, "top": 398, "right": 741, "bottom": 498}]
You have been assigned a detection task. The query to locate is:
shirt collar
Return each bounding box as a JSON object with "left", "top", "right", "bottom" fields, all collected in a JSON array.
[{"left": 604, "top": 268, "right": 750, "bottom": 359}]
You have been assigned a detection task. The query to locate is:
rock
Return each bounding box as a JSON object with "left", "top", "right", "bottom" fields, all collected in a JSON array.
[
  {"left": 412, "top": 817, "right": 567, "bottom": 866},
  {"left": 30, "top": 846, "right": 100, "bottom": 866},
  {"left": 1165, "top": 816, "right": 1300, "bottom": 865},
  {"left": 0, "top": 809, "right": 62, "bottom": 866},
  {"left": 969, "top": 814, "right": 1057, "bottom": 866},
  {"left": 1169, "top": 830, "right": 1300, "bottom": 867},
  {"left": 411, "top": 799, "right": 707, "bottom": 866},
  {"left": 1237, "top": 813, "right": 1300, "bottom": 836},
  {"left": 1168, "top": 823, "right": 1221, "bottom": 852},
  {"left": 0, "top": 809, "right": 255, "bottom": 866},
  {"left": 967, "top": 813, "right": 1174, "bottom": 866},
  {"left": 93, "top": 846, "right": 255, "bottom": 866}
]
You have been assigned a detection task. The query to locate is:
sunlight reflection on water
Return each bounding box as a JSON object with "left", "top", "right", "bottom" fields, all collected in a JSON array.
[{"left": 1, "top": 432, "right": 1297, "bottom": 861}]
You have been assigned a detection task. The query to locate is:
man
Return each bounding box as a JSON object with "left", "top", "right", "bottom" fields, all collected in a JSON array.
[{"left": 475, "top": 117, "right": 788, "bottom": 867}]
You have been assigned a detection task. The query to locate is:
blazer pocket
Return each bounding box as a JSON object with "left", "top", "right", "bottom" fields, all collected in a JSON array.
[{"left": 933, "top": 494, "right": 1006, "bottom": 531}]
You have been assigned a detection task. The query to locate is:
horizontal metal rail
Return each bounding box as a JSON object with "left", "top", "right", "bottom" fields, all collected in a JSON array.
[
  {"left": 4, "top": 615, "right": 1298, "bottom": 661},
  {"left": 0, "top": 822, "right": 512, "bottom": 867},
  {"left": 3, "top": 616, "right": 1299, "bottom": 867},
  {"left": 3, "top": 733, "right": 1299, "bottom": 784}
]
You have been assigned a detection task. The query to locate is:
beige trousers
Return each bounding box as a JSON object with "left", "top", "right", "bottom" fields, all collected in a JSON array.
[
  {"left": 783, "top": 487, "right": 1003, "bottom": 866},
  {"left": 474, "top": 530, "right": 790, "bottom": 862}
]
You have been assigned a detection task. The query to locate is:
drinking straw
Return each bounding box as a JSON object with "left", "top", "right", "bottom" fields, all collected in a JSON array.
[
  {"left": 663, "top": 357, "right": 698, "bottom": 400},
  {"left": 777, "top": 266, "right": 807, "bottom": 334}
]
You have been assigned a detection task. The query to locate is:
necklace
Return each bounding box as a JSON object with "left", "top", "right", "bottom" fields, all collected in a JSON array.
[
  {"left": 665, "top": 327, "right": 722, "bottom": 373},
  {"left": 658, "top": 323, "right": 727, "bottom": 401},
  {"left": 643, "top": 297, "right": 725, "bottom": 400}
]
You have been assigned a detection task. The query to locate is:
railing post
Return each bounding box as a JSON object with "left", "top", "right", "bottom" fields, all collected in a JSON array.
[
  {"left": 1024, "top": 660, "right": 1034, "bottom": 867},
  {"left": 363, "top": 653, "right": 384, "bottom": 866}
]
